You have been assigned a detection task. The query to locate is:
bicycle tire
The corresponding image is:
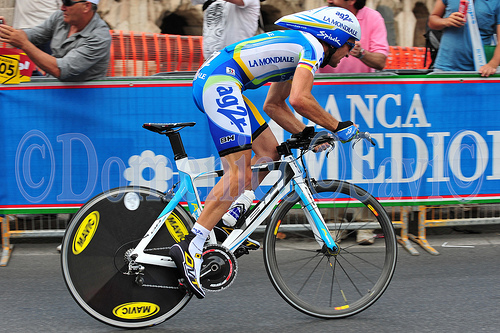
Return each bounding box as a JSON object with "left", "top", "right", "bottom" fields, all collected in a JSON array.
[
  {"left": 263, "top": 179, "right": 397, "bottom": 319},
  {"left": 61, "top": 186, "right": 194, "bottom": 329}
]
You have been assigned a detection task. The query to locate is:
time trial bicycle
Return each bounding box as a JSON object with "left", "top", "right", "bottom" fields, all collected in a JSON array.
[{"left": 61, "top": 122, "right": 397, "bottom": 329}]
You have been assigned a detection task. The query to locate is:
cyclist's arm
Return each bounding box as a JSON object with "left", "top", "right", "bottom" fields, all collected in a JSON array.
[
  {"left": 264, "top": 80, "right": 307, "bottom": 134},
  {"left": 288, "top": 67, "right": 340, "bottom": 133}
]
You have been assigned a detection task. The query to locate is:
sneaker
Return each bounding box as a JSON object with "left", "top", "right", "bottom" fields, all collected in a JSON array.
[
  {"left": 356, "top": 229, "right": 375, "bottom": 245},
  {"left": 169, "top": 232, "right": 206, "bottom": 299},
  {"left": 214, "top": 221, "right": 260, "bottom": 251},
  {"left": 331, "top": 229, "right": 349, "bottom": 243}
]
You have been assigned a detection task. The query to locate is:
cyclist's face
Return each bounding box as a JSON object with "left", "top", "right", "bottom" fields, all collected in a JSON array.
[{"left": 328, "top": 39, "right": 355, "bottom": 68}]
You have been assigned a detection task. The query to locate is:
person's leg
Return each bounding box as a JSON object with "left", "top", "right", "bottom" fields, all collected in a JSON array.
[
  {"left": 198, "top": 149, "right": 253, "bottom": 230},
  {"left": 169, "top": 149, "right": 252, "bottom": 298},
  {"left": 250, "top": 126, "right": 280, "bottom": 186},
  {"left": 172, "top": 77, "right": 255, "bottom": 298},
  {"left": 242, "top": 95, "right": 280, "bottom": 187},
  {"left": 214, "top": 96, "right": 281, "bottom": 248}
]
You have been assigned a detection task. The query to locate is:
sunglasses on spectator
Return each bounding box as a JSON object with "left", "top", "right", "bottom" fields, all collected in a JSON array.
[
  {"left": 62, "top": 0, "right": 88, "bottom": 6},
  {"left": 345, "top": 41, "right": 355, "bottom": 51}
]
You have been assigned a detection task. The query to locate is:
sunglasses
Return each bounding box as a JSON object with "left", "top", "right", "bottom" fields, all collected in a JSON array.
[
  {"left": 62, "top": 0, "right": 88, "bottom": 6},
  {"left": 345, "top": 41, "right": 355, "bottom": 51}
]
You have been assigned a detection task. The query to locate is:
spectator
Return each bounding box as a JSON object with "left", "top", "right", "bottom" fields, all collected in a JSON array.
[
  {"left": 13, "top": 0, "right": 60, "bottom": 30},
  {"left": 318, "top": 0, "right": 389, "bottom": 245},
  {"left": 193, "top": 0, "right": 261, "bottom": 59},
  {"left": 13, "top": 0, "right": 61, "bottom": 73},
  {"left": 0, "top": 0, "right": 111, "bottom": 82},
  {"left": 319, "top": 0, "right": 389, "bottom": 73},
  {"left": 428, "top": 0, "right": 500, "bottom": 77}
]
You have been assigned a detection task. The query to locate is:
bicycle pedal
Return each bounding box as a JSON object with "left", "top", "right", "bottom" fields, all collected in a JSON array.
[
  {"left": 177, "top": 278, "right": 191, "bottom": 295},
  {"left": 234, "top": 247, "right": 249, "bottom": 258}
]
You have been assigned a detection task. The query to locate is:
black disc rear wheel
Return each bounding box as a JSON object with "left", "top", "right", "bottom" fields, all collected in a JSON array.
[{"left": 61, "top": 186, "right": 193, "bottom": 328}]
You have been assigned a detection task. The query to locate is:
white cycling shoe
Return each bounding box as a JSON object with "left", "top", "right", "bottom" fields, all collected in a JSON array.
[{"left": 169, "top": 232, "right": 206, "bottom": 299}]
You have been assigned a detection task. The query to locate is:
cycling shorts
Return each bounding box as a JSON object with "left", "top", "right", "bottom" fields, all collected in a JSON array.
[{"left": 193, "top": 75, "right": 267, "bottom": 157}]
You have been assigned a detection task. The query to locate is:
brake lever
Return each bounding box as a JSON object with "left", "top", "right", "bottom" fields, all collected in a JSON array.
[
  {"left": 325, "top": 142, "right": 336, "bottom": 157},
  {"left": 352, "top": 132, "right": 376, "bottom": 149},
  {"left": 365, "top": 133, "right": 376, "bottom": 146}
]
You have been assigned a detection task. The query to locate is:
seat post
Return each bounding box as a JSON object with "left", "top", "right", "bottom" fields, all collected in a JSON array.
[{"left": 166, "top": 132, "right": 187, "bottom": 160}]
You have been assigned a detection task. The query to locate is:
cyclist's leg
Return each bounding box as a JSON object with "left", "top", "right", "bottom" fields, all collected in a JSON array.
[
  {"left": 173, "top": 77, "right": 254, "bottom": 297},
  {"left": 211, "top": 96, "right": 277, "bottom": 250},
  {"left": 200, "top": 150, "right": 253, "bottom": 230},
  {"left": 243, "top": 94, "right": 280, "bottom": 185},
  {"left": 193, "top": 77, "right": 255, "bottom": 224},
  {"left": 171, "top": 149, "right": 252, "bottom": 298}
]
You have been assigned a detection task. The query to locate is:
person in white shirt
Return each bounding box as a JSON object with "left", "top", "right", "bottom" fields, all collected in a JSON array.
[
  {"left": 194, "top": 0, "right": 261, "bottom": 59},
  {"left": 13, "top": 0, "right": 61, "bottom": 29}
]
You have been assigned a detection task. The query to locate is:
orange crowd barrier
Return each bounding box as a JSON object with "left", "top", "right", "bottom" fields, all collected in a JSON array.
[
  {"left": 385, "top": 46, "right": 432, "bottom": 70},
  {"left": 107, "top": 30, "right": 204, "bottom": 76}
]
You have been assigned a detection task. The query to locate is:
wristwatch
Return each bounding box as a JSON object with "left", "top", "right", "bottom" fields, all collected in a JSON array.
[{"left": 357, "top": 48, "right": 366, "bottom": 59}]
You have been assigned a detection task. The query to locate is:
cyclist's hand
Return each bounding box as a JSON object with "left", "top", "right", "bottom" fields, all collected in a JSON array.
[
  {"left": 310, "top": 131, "right": 334, "bottom": 152},
  {"left": 313, "top": 141, "right": 331, "bottom": 153},
  {"left": 335, "top": 121, "right": 358, "bottom": 143}
]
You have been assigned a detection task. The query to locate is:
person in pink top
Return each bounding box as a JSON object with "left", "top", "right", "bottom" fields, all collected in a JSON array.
[
  {"left": 319, "top": 0, "right": 389, "bottom": 244},
  {"left": 319, "top": 0, "right": 389, "bottom": 73}
]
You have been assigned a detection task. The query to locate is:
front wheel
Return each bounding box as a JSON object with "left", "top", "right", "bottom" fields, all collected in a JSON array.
[
  {"left": 264, "top": 180, "right": 397, "bottom": 319},
  {"left": 61, "top": 186, "right": 194, "bottom": 329}
]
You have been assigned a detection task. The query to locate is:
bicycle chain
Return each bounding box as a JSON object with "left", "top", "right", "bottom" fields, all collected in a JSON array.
[
  {"left": 143, "top": 246, "right": 171, "bottom": 252},
  {"left": 124, "top": 247, "right": 182, "bottom": 290},
  {"left": 141, "top": 283, "right": 179, "bottom": 290}
]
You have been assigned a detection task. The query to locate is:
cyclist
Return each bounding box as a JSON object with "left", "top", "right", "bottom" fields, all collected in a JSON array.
[{"left": 170, "top": 7, "right": 361, "bottom": 299}]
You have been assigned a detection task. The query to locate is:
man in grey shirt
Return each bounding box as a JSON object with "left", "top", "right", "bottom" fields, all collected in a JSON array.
[{"left": 0, "top": 0, "right": 111, "bottom": 81}]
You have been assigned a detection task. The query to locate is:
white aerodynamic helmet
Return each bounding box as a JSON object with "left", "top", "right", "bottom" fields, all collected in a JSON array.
[{"left": 275, "top": 7, "right": 361, "bottom": 49}]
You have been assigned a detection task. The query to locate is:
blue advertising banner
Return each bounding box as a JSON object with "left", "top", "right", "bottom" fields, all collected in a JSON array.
[{"left": 1, "top": 75, "right": 500, "bottom": 214}]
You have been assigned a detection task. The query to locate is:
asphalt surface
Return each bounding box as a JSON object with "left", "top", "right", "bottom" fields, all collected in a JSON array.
[{"left": 1, "top": 228, "right": 499, "bottom": 333}]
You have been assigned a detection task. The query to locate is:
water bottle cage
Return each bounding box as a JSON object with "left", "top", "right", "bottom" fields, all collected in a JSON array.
[{"left": 234, "top": 205, "right": 250, "bottom": 229}]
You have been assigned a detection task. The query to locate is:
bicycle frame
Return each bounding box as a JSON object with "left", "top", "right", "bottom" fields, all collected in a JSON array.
[{"left": 131, "top": 150, "right": 338, "bottom": 269}]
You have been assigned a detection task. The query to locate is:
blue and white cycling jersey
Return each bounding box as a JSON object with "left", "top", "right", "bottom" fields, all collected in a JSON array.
[{"left": 192, "top": 30, "right": 325, "bottom": 156}]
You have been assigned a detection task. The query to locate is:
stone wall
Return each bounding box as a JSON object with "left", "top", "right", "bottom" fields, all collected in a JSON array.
[{"left": 1, "top": 0, "right": 437, "bottom": 47}]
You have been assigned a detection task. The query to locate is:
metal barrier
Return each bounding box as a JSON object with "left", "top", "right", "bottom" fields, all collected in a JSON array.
[
  {"left": 409, "top": 204, "right": 500, "bottom": 255},
  {"left": 1, "top": 216, "right": 14, "bottom": 266},
  {"left": 1, "top": 214, "right": 70, "bottom": 266}
]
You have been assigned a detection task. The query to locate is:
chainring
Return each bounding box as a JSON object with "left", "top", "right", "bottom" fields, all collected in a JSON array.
[{"left": 200, "top": 244, "right": 238, "bottom": 292}]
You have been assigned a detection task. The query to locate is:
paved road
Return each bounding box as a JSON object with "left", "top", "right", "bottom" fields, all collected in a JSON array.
[{"left": 1, "top": 230, "right": 499, "bottom": 333}]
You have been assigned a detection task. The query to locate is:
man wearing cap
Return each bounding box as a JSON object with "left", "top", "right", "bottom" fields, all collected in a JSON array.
[{"left": 0, "top": 0, "right": 111, "bottom": 81}]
